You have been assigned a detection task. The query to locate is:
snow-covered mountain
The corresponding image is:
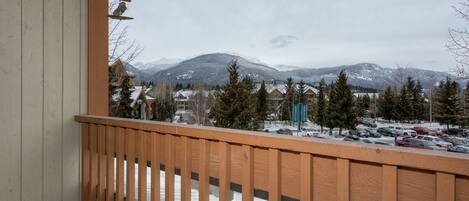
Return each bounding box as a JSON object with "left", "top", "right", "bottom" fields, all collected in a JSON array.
[
  {"left": 136, "top": 53, "right": 451, "bottom": 89},
  {"left": 134, "top": 58, "right": 182, "bottom": 76},
  {"left": 148, "top": 53, "right": 282, "bottom": 85},
  {"left": 284, "top": 63, "right": 450, "bottom": 89}
]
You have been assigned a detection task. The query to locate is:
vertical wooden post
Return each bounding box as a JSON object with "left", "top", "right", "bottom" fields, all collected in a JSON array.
[
  {"left": 382, "top": 165, "right": 397, "bottom": 201},
  {"left": 125, "top": 129, "right": 136, "bottom": 201},
  {"left": 151, "top": 133, "right": 161, "bottom": 201},
  {"left": 90, "top": 124, "right": 98, "bottom": 201},
  {"left": 269, "top": 149, "right": 281, "bottom": 201},
  {"left": 137, "top": 131, "right": 148, "bottom": 201},
  {"left": 87, "top": 0, "right": 108, "bottom": 116},
  {"left": 219, "top": 142, "right": 231, "bottom": 201},
  {"left": 105, "top": 126, "right": 115, "bottom": 201},
  {"left": 116, "top": 128, "right": 125, "bottom": 201},
  {"left": 436, "top": 172, "right": 455, "bottom": 201},
  {"left": 97, "top": 125, "right": 106, "bottom": 201},
  {"left": 181, "top": 137, "right": 192, "bottom": 201},
  {"left": 242, "top": 145, "right": 254, "bottom": 201},
  {"left": 337, "top": 159, "right": 350, "bottom": 201},
  {"left": 300, "top": 153, "right": 313, "bottom": 201},
  {"left": 199, "top": 139, "right": 210, "bottom": 201},
  {"left": 165, "top": 135, "right": 175, "bottom": 201},
  {"left": 82, "top": 124, "right": 90, "bottom": 201}
]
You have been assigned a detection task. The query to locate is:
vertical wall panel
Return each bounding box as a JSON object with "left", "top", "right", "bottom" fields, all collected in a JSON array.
[
  {"left": 21, "top": 0, "right": 44, "bottom": 200},
  {"left": 0, "top": 0, "right": 86, "bottom": 200},
  {"left": 63, "top": 0, "right": 82, "bottom": 200},
  {"left": 43, "top": 0, "right": 64, "bottom": 199},
  {"left": 0, "top": 0, "right": 22, "bottom": 200}
]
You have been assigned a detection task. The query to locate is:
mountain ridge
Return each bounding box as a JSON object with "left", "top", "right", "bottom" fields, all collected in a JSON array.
[{"left": 127, "top": 53, "right": 452, "bottom": 89}]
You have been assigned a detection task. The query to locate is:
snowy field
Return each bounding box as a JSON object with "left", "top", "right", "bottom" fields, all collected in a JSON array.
[{"left": 118, "top": 160, "right": 266, "bottom": 201}]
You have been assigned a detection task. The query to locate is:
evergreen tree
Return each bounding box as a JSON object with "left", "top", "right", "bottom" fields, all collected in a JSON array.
[
  {"left": 378, "top": 86, "right": 396, "bottom": 121},
  {"left": 412, "top": 81, "right": 426, "bottom": 121},
  {"left": 256, "top": 81, "right": 268, "bottom": 122},
  {"left": 212, "top": 60, "right": 258, "bottom": 130},
  {"left": 281, "top": 77, "right": 295, "bottom": 121},
  {"left": 435, "top": 77, "right": 461, "bottom": 130},
  {"left": 155, "top": 83, "right": 176, "bottom": 121},
  {"left": 115, "top": 76, "right": 134, "bottom": 118},
  {"left": 233, "top": 76, "right": 258, "bottom": 130},
  {"left": 297, "top": 80, "right": 306, "bottom": 103},
  {"left": 315, "top": 79, "right": 327, "bottom": 132},
  {"left": 397, "top": 85, "right": 412, "bottom": 122},
  {"left": 326, "top": 70, "right": 356, "bottom": 135}
]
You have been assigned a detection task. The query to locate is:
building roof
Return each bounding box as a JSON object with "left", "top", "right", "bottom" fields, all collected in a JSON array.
[{"left": 255, "top": 83, "right": 319, "bottom": 95}]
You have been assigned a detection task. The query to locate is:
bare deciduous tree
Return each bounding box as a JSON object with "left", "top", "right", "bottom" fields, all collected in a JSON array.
[
  {"left": 108, "top": 0, "right": 143, "bottom": 64},
  {"left": 448, "top": 0, "right": 469, "bottom": 78}
]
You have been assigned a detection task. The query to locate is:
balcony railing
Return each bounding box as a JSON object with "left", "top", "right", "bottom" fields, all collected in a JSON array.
[{"left": 76, "top": 115, "right": 469, "bottom": 201}]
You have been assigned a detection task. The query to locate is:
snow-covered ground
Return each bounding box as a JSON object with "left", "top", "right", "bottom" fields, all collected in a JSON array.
[{"left": 119, "top": 160, "right": 266, "bottom": 201}]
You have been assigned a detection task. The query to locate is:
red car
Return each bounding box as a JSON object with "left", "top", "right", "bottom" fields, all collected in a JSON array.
[
  {"left": 411, "top": 127, "right": 436, "bottom": 136},
  {"left": 396, "top": 137, "right": 446, "bottom": 151}
]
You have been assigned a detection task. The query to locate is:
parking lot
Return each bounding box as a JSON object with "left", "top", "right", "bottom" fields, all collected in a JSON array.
[{"left": 264, "top": 119, "right": 469, "bottom": 154}]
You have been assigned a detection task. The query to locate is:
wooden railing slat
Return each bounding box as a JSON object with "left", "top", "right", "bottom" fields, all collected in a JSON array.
[
  {"left": 337, "top": 158, "right": 350, "bottom": 201},
  {"left": 181, "top": 137, "right": 192, "bottom": 201},
  {"left": 90, "top": 124, "right": 98, "bottom": 201},
  {"left": 219, "top": 142, "right": 231, "bottom": 201},
  {"left": 198, "top": 139, "right": 210, "bottom": 201},
  {"left": 150, "top": 133, "right": 161, "bottom": 201},
  {"left": 98, "top": 125, "right": 107, "bottom": 201},
  {"left": 382, "top": 165, "right": 397, "bottom": 201},
  {"left": 82, "top": 123, "right": 90, "bottom": 201},
  {"left": 116, "top": 128, "right": 125, "bottom": 201},
  {"left": 125, "top": 129, "right": 136, "bottom": 201},
  {"left": 269, "top": 149, "right": 281, "bottom": 201},
  {"left": 105, "top": 126, "right": 115, "bottom": 201},
  {"left": 137, "top": 130, "right": 148, "bottom": 201},
  {"left": 437, "top": 172, "right": 455, "bottom": 201},
  {"left": 300, "top": 153, "right": 313, "bottom": 201},
  {"left": 165, "top": 134, "right": 175, "bottom": 201},
  {"left": 242, "top": 145, "right": 254, "bottom": 201}
]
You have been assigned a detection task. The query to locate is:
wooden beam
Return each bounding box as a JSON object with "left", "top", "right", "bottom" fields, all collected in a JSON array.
[{"left": 87, "top": 0, "right": 108, "bottom": 115}]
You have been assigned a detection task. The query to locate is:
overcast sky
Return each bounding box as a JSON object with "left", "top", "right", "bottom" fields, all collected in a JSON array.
[{"left": 124, "top": 0, "right": 465, "bottom": 71}]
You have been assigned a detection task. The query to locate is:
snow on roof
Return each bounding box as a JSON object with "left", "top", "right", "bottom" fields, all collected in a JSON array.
[
  {"left": 255, "top": 83, "right": 318, "bottom": 94},
  {"left": 353, "top": 93, "right": 379, "bottom": 98}
]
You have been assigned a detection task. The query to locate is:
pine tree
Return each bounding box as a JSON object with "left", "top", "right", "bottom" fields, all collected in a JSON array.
[
  {"left": 297, "top": 80, "right": 306, "bottom": 104},
  {"left": 412, "top": 81, "right": 426, "bottom": 121},
  {"left": 326, "top": 70, "right": 356, "bottom": 135},
  {"left": 155, "top": 83, "right": 176, "bottom": 121},
  {"left": 315, "top": 79, "right": 327, "bottom": 132},
  {"left": 115, "top": 76, "right": 134, "bottom": 118},
  {"left": 378, "top": 86, "right": 396, "bottom": 121},
  {"left": 256, "top": 81, "right": 268, "bottom": 122},
  {"left": 435, "top": 77, "right": 461, "bottom": 130},
  {"left": 281, "top": 77, "right": 295, "bottom": 121},
  {"left": 397, "top": 85, "right": 412, "bottom": 122},
  {"left": 212, "top": 60, "right": 258, "bottom": 130}
]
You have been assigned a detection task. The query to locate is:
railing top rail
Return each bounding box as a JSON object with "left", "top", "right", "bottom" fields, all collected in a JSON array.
[{"left": 75, "top": 115, "right": 469, "bottom": 176}]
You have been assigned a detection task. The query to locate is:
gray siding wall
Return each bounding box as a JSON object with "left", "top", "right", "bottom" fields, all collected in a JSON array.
[{"left": 0, "top": 0, "right": 87, "bottom": 200}]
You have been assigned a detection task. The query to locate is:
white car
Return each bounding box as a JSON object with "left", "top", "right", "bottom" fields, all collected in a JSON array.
[
  {"left": 416, "top": 135, "right": 452, "bottom": 148},
  {"left": 400, "top": 129, "right": 417, "bottom": 137}
]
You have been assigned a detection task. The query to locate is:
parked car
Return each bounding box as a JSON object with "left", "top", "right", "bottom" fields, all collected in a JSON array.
[
  {"left": 396, "top": 137, "right": 446, "bottom": 151},
  {"left": 377, "top": 127, "right": 399, "bottom": 137},
  {"left": 415, "top": 135, "right": 452, "bottom": 148},
  {"left": 276, "top": 128, "right": 292, "bottom": 135},
  {"left": 343, "top": 134, "right": 360, "bottom": 141},
  {"left": 440, "top": 136, "right": 468, "bottom": 146},
  {"left": 364, "top": 128, "right": 381, "bottom": 138},
  {"left": 361, "top": 118, "right": 377, "bottom": 128},
  {"left": 349, "top": 128, "right": 369, "bottom": 137},
  {"left": 443, "top": 128, "right": 464, "bottom": 136},
  {"left": 400, "top": 129, "right": 417, "bottom": 137},
  {"left": 411, "top": 127, "right": 436, "bottom": 135},
  {"left": 448, "top": 145, "right": 469, "bottom": 154}
]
